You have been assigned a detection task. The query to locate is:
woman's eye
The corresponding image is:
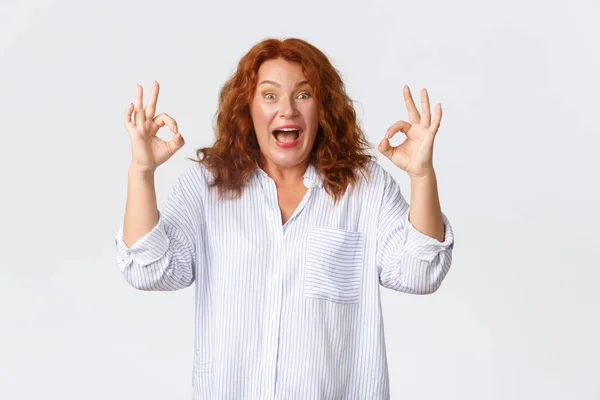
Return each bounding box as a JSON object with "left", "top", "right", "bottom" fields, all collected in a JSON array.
[{"left": 263, "top": 92, "right": 310, "bottom": 100}]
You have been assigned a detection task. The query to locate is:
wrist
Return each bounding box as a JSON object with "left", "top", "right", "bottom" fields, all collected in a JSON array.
[
  {"left": 409, "top": 168, "right": 436, "bottom": 182},
  {"left": 128, "top": 164, "right": 156, "bottom": 176}
]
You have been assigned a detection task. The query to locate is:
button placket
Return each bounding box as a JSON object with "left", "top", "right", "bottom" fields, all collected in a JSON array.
[
  {"left": 257, "top": 173, "right": 283, "bottom": 399},
  {"left": 267, "top": 233, "right": 285, "bottom": 398}
]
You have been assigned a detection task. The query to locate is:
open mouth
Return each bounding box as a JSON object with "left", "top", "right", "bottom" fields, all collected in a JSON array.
[{"left": 272, "top": 128, "right": 302, "bottom": 144}]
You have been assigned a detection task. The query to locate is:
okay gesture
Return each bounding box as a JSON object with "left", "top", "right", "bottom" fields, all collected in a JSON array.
[{"left": 378, "top": 86, "right": 443, "bottom": 179}]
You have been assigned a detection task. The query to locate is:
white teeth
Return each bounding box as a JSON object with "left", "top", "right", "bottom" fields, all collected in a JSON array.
[{"left": 273, "top": 128, "right": 300, "bottom": 144}]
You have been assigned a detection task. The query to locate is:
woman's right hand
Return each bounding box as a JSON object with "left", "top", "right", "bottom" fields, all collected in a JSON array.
[{"left": 124, "top": 81, "right": 185, "bottom": 172}]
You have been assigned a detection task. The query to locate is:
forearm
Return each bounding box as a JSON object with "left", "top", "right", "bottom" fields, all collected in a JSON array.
[
  {"left": 122, "top": 166, "right": 159, "bottom": 247},
  {"left": 408, "top": 170, "right": 445, "bottom": 242}
]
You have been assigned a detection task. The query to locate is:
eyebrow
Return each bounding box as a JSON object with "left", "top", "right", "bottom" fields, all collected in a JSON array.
[{"left": 257, "top": 79, "right": 310, "bottom": 88}]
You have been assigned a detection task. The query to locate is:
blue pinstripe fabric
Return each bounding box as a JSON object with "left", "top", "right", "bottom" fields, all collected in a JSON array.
[{"left": 115, "top": 160, "right": 454, "bottom": 399}]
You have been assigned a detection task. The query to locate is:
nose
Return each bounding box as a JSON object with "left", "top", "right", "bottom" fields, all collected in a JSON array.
[{"left": 278, "top": 96, "right": 298, "bottom": 118}]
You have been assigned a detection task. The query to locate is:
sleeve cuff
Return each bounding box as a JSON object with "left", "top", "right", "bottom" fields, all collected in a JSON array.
[
  {"left": 114, "top": 210, "right": 170, "bottom": 267},
  {"left": 403, "top": 210, "right": 454, "bottom": 261}
]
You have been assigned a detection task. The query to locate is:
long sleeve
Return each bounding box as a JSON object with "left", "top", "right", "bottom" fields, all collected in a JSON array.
[
  {"left": 376, "top": 170, "right": 454, "bottom": 294},
  {"left": 114, "top": 165, "right": 205, "bottom": 291}
]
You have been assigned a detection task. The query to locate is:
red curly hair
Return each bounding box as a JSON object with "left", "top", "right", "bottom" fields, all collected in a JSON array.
[{"left": 191, "top": 37, "right": 376, "bottom": 204}]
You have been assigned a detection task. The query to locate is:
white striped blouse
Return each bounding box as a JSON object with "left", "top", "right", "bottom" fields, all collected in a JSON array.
[{"left": 114, "top": 159, "right": 455, "bottom": 399}]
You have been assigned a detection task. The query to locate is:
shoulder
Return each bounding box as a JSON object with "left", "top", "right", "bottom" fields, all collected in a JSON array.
[
  {"left": 351, "top": 160, "right": 405, "bottom": 202},
  {"left": 173, "top": 161, "right": 212, "bottom": 195},
  {"left": 357, "top": 159, "right": 393, "bottom": 187}
]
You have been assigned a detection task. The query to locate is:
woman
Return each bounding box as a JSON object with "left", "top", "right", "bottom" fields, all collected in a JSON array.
[{"left": 116, "top": 38, "right": 454, "bottom": 399}]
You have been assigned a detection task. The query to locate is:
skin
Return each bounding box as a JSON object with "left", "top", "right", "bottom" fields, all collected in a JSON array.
[
  {"left": 249, "top": 58, "right": 319, "bottom": 187},
  {"left": 122, "top": 81, "right": 183, "bottom": 246},
  {"left": 249, "top": 60, "right": 446, "bottom": 239},
  {"left": 248, "top": 58, "right": 322, "bottom": 224},
  {"left": 122, "top": 64, "right": 446, "bottom": 238},
  {"left": 378, "top": 86, "right": 445, "bottom": 242}
]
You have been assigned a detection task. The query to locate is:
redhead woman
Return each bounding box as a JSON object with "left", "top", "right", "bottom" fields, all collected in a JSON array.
[{"left": 116, "top": 37, "right": 454, "bottom": 399}]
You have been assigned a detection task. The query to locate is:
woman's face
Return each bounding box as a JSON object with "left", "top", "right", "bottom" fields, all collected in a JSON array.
[{"left": 249, "top": 58, "right": 319, "bottom": 169}]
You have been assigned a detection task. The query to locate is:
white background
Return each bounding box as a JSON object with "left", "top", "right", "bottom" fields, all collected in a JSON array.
[{"left": 1, "top": 0, "right": 598, "bottom": 398}]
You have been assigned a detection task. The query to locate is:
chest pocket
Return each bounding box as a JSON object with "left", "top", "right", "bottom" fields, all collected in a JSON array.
[{"left": 304, "top": 226, "right": 365, "bottom": 304}]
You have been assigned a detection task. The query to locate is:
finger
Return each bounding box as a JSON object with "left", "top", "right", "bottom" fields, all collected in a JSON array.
[
  {"left": 378, "top": 135, "right": 396, "bottom": 159},
  {"left": 421, "top": 88, "right": 431, "bottom": 128},
  {"left": 134, "top": 85, "right": 146, "bottom": 124},
  {"left": 124, "top": 103, "right": 134, "bottom": 129},
  {"left": 145, "top": 81, "right": 159, "bottom": 120},
  {"left": 385, "top": 120, "right": 412, "bottom": 139},
  {"left": 153, "top": 113, "right": 178, "bottom": 133},
  {"left": 404, "top": 85, "right": 421, "bottom": 124},
  {"left": 168, "top": 131, "right": 186, "bottom": 152},
  {"left": 430, "top": 103, "right": 442, "bottom": 133}
]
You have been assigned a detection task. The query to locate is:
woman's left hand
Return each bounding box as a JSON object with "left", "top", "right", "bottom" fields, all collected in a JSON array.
[{"left": 378, "top": 86, "right": 442, "bottom": 179}]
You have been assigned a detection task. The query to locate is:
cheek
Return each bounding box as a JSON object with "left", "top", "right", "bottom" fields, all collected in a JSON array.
[
  {"left": 251, "top": 103, "right": 274, "bottom": 129},
  {"left": 305, "top": 105, "right": 319, "bottom": 129}
]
